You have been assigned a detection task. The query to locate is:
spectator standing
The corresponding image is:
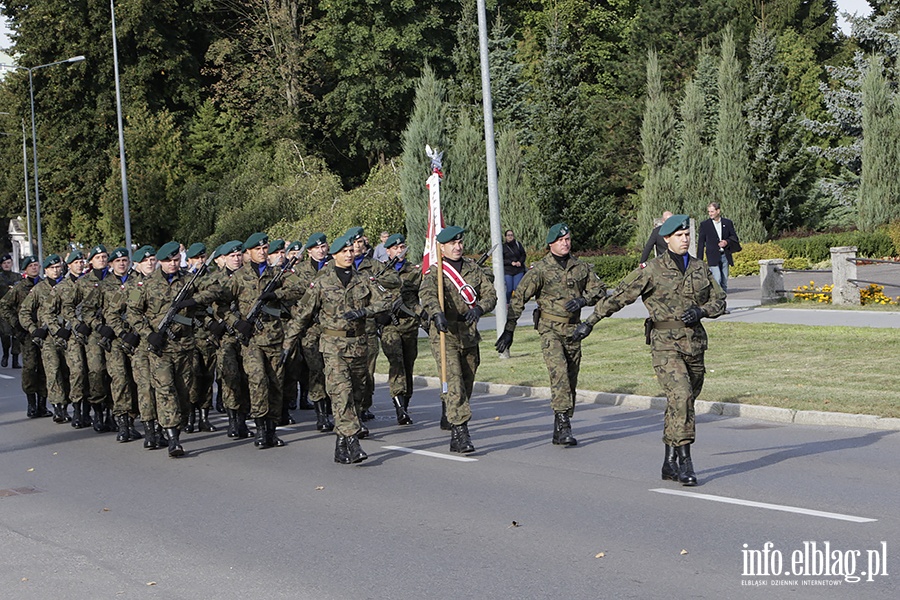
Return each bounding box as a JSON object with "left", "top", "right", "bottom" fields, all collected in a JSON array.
[
  {"left": 502, "top": 229, "right": 527, "bottom": 303},
  {"left": 697, "top": 202, "right": 741, "bottom": 295}
]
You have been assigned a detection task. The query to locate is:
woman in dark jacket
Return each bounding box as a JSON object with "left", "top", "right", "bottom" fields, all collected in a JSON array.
[{"left": 502, "top": 230, "right": 527, "bottom": 303}]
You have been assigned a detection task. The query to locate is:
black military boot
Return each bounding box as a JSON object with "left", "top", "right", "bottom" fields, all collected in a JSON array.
[
  {"left": 551, "top": 413, "right": 577, "bottom": 446},
  {"left": 198, "top": 408, "right": 217, "bottom": 432},
  {"left": 71, "top": 401, "right": 85, "bottom": 428},
  {"left": 325, "top": 398, "right": 335, "bottom": 430},
  {"left": 52, "top": 403, "right": 64, "bottom": 423},
  {"left": 237, "top": 412, "right": 253, "bottom": 438},
  {"left": 334, "top": 435, "right": 351, "bottom": 464},
  {"left": 81, "top": 401, "right": 92, "bottom": 428},
  {"left": 298, "top": 386, "right": 314, "bottom": 410},
  {"left": 662, "top": 445, "right": 679, "bottom": 481},
  {"left": 313, "top": 401, "right": 332, "bottom": 432},
  {"left": 449, "top": 423, "right": 475, "bottom": 454},
  {"left": 1, "top": 351, "right": 7, "bottom": 367},
  {"left": 214, "top": 382, "right": 224, "bottom": 413},
  {"left": 347, "top": 434, "right": 368, "bottom": 464},
  {"left": 34, "top": 395, "right": 52, "bottom": 418},
  {"left": 226, "top": 409, "right": 238, "bottom": 438},
  {"left": 143, "top": 420, "right": 159, "bottom": 449},
  {"left": 91, "top": 404, "right": 107, "bottom": 432},
  {"left": 115, "top": 414, "right": 131, "bottom": 443},
  {"left": 104, "top": 406, "right": 116, "bottom": 432},
  {"left": 440, "top": 403, "right": 451, "bottom": 430},
  {"left": 266, "top": 419, "right": 285, "bottom": 447},
  {"left": 392, "top": 395, "right": 413, "bottom": 426},
  {"left": 157, "top": 423, "right": 169, "bottom": 446},
  {"left": 166, "top": 427, "right": 185, "bottom": 457},
  {"left": 26, "top": 393, "right": 37, "bottom": 418},
  {"left": 185, "top": 406, "right": 197, "bottom": 433},
  {"left": 127, "top": 416, "right": 142, "bottom": 440},
  {"left": 360, "top": 407, "right": 375, "bottom": 422},
  {"left": 675, "top": 444, "right": 698, "bottom": 486},
  {"left": 279, "top": 402, "right": 295, "bottom": 426},
  {"left": 357, "top": 420, "right": 369, "bottom": 440},
  {"left": 254, "top": 417, "right": 270, "bottom": 448},
  {"left": 11, "top": 353, "right": 20, "bottom": 368}
]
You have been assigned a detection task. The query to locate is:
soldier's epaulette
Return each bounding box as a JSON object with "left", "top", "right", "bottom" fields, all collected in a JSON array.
[{"left": 621, "top": 268, "right": 642, "bottom": 286}]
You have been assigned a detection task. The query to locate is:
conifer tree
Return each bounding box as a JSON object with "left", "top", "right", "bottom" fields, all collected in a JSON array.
[
  {"left": 497, "top": 128, "right": 543, "bottom": 251},
  {"left": 858, "top": 56, "right": 899, "bottom": 231},
  {"left": 676, "top": 78, "right": 715, "bottom": 223},
  {"left": 446, "top": 109, "right": 489, "bottom": 253}
]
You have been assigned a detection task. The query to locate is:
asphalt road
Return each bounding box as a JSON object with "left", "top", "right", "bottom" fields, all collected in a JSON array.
[{"left": 1, "top": 369, "right": 897, "bottom": 599}]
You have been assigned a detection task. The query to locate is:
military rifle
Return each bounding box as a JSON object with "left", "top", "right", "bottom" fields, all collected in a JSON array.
[
  {"left": 150, "top": 254, "right": 215, "bottom": 356},
  {"left": 476, "top": 243, "right": 500, "bottom": 267},
  {"left": 237, "top": 250, "right": 304, "bottom": 346}
]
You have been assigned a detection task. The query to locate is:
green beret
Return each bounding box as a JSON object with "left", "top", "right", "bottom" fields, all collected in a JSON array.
[
  {"left": 133, "top": 245, "right": 156, "bottom": 263},
  {"left": 110, "top": 247, "right": 129, "bottom": 260},
  {"left": 243, "top": 232, "right": 269, "bottom": 251},
  {"left": 329, "top": 234, "right": 354, "bottom": 255},
  {"left": 42, "top": 254, "right": 62, "bottom": 269},
  {"left": 65, "top": 250, "right": 84, "bottom": 265},
  {"left": 269, "top": 239, "right": 285, "bottom": 253},
  {"left": 659, "top": 214, "right": 691, "bottom": 237},
  {"left": 287, "top": 240, "right": 304, "bottom": 253},
  {"left": 384, "top": 233, "right": 405, "bottom": 249},
  {"left": 20, "top": 255, "right": 38, "bottom": 269},
  {"left": 546, "top": 223, "right": 570, "bottom": 245},
  {"left": 305, "top": 232, "right": 328, "bottom": 249},
  {"left": 88, "top": 244, "right": 108, "bottom": 260},
  {"left": 157, "top": 241, "right": 181, "bottom": 261},
  {"left": 436, "top": 226, "right": 465, "bottom": 244},
  {"left": 185, "top": 242, "right": 206, "bottom": 259},
  {"left": 344, "top": 226, "right": 364, "bottom": 241},
  {"left": 220, "top": 240, "right": 244, "bottom": 256}
]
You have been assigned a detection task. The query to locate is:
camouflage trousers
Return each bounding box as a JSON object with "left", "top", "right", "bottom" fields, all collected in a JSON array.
[
  {"left": 107, "top": 343, "right": 137, "bottom": 417},
  {"left": 132, "top": 347, "right": 157, "bottom": 421},
  {"left": 217, "top": 339, "right": 249, "bottom": 412},
  {"left": 64, "top": 339, "right": 88, "bottom": 404},
  {"left": 1, "top": 319, "right": 20, "bottom": 355},
  {"left": 241, "top": 343, "right": 283, "bottom": 419},
  {"left": 652, "top": 349, "right": 705, "bottom": 446},
  {"left": 85, "top": 333, "right": 110, "bottom": 406},
  {"left": 381, "top": 325, "right": 418, "bottom": 399},
  {"left": 363, "top": 333, "right": 379, "bottom": 410},
  {"left": 539, "top": 322, "right": 582, "bottom": 416},
  {"left": 148, "top": 345, "right": 193, "bottom": 428},
  {"left": 321, "top": 338, "right": 367, "bottom": 437},
  {"left": 428, "top": 332, "right": 479, "bottom": 426},
  {"left": 190, "top": 340, "right": 216, "bottom": 409},
  {"left": 19, "top": 337, "right": 46, "bottom": 396},
  {"left": 41, "top": 340, "right": 69, "bottom": 405},
  {"left": 300, "top": 331, "right": 326, "bottom": 403}
]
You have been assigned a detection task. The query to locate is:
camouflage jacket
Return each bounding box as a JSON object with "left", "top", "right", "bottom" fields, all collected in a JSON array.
[
  {"left": 355, "top": 255, "right": 401, "bottom": 334},
  {"left": 19, "top": 277, "right": 58, "bottom": 334},
  {"left": 587, "top": 252, "right": 726, "bottom": 355},
  {"left": 419, "top": 257, "right": 498, "bottom": 348},
  {"left": 100, "top": 271, "right": 138, "bottom": 338},
  {"left": 505, "top": 253, "right": 606, "bottom": 333},
  {"left": 77, "top": 268, "right": 111, "bottom": 332},
  {"left": 0, "top": 276, "right": 38, "bottom": 335},
  {"left": 228, "top": 262, "right": 303, "bottom": 347},
  {"left": 381, "top": 260, "right": 422, "bottom": 335}
]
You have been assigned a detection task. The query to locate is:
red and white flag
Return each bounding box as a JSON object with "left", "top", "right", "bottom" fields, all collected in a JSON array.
[{"left": 421, "top": 145, "right": 444, "bottom": 274}]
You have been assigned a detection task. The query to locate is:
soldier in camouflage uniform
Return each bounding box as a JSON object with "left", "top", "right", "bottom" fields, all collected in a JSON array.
[
  {"left": 284, "top": 233, "right": 391, "bottom": 464},
  {"left": 1, "top": 253, "right": 21, "bottom": 368},
  {"left": 267, "top": 239, "right": 299, "bottom": 426},
  {"left": 379, "top": 234, "right": 421, "bottom": 425},
  {"left": 419, "top": 226, "right": 497, "bottom": 453},
  {"left": 36, "top": 254, "right": 74, "bottom": 423},
  {"left": 0, "top": 256, "right": 47, "bottom": 416},
  {"left": 574, "top": 215, "right": 726, "bottom": 486},
  {"left": 19, "top": 254, "right": 64, "bottom": 419},
  {"left": 496, "top": 223, "right": 606, "bottom": 446},
  {"left": 97, "top": 247, "right": 143, "bottom": 442},
  {"left": 283, "top": 239, "right": 316, "bottom": 414},
  {"left": 184, "top": 242, "right": 218, "bottom": 434}
]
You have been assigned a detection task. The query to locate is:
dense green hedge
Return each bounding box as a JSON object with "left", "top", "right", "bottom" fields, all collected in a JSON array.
[
  {"left": 773, "top": 231, "right": 895, "bottom": 262},
  {"left": 575, "top": 255, "right": 641, "bottom": 285}
]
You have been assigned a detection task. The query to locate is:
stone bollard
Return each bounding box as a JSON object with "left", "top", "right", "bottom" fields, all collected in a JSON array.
[
  {"left": 759, "top": 259, "right": 785, "bottom": 304},
  {"left": 831, "top": 246, "right": 860, "bottom": 305}
]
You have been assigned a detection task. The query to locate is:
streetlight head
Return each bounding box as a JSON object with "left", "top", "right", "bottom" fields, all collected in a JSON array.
[{"left": 68, "top": 55, "right": 86, "bottom": 63}]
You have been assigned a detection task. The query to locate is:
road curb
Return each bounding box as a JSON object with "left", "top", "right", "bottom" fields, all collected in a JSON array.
[{"left": 374, "top": 373, "right": 900, "bottom": 431}]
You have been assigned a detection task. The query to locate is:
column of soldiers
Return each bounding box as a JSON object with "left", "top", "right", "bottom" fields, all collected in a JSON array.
[{"left": 2, "top": 217, "right": 720, "bottom": 485}]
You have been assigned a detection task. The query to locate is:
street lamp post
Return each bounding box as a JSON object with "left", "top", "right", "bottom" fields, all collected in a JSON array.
[
  {"left": 1, "top": 55, "right": 86, "bottom": 264},
  {"left": 111, "top": 0, "right": 132, "bottom": 255}
]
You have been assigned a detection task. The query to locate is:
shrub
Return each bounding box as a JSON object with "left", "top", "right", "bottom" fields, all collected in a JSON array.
[
  {"left": 575, "top": 255, "right": 641, "bottom": 285},
  {"left": 731, "top": 242, "right": 789, "bottom": 276},
  {"left": 774, "top": 231, "right": 895, "bottom": 262}
]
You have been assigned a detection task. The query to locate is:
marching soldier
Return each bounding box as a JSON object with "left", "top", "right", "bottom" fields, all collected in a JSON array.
[
  {"left": 573, "top": 215, "right": 726, "bottom": 485},
  {"left": 379, "top": 234, "right": 421, "bottom": 425},
  {"left": 1, "top": 253, "right": 21, "bottom": 368},
  {"left": 495, "top": 223, "right": 607, "bottom": 446},
  {"left": 184, "top": 242, "right": 218, "bottom": 434},
  {"left": 19, "top": 254, "right": 65, "bottom": 419},
  {"left": 284, "top": 240, "right": 315, "bottom": 413},
  {"left": 0, "top": 256, "right": 47, "bottom": 416},
  {"left": 268, "top": 238, "right": 300, "bottom": 426},
  {"left": 49, "top": 251, "right": 91, "bottom": 428},
  {"left": 419, "top": 226, "right": 497, "bottom": 453},
  {"left": 37, "top": 254, "right": 75, "bottom": 423},
  {"left": 284, "top": 233, "right": 391, "bottom": 464}
]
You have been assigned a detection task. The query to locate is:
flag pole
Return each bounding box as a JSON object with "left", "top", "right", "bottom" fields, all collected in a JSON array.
[
  {"left": 425, "top": 144, "right": 449, "bottom": 394},
  {"left": 436, "top": 237, "right": 448, "bottom": 394}
]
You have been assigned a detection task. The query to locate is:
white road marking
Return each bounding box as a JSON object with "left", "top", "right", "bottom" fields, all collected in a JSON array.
[
  {"left": 382, "top": 445, "right": 478, "bottom": 462},
  {"left": 650, "top": 488, "right": 876, "bottom": 523},
  {"left": 0, "top": 374, "right": 14, "bottom": 380}
]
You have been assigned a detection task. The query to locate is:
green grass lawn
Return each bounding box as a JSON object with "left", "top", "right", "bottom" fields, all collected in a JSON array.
[{"left": 405, "top": 319, "right": 900, "bottom": 418}]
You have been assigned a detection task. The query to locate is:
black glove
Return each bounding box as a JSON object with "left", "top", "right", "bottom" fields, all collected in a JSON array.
[
  {"left": 174, "top": 298, "right": 198, "bottom": 310},
  {"left": 98, "top": 324, "right": 116, "bottom": 341},
  {"left": 374, "top": 312, "right": 392, "bottom": 326},
  {"left": 565, "top": 297, "right": 587, "bottom": 313},
  {"left": 122, "top": 331, "right": 140, "bottom": 351},
  {"left": 432, "top": 312, "right": 449, "bottom": 333},
  {"left": 495, "top": 330, "right": 514, "bottom": 353},
  {"left": 56, "top": 328, "right": 72, "bottom": 341},
  {"left": 208, "top": 320, "right": 227, "bottom": 339},
  {"left": 464, "top": 305, "right": 484, "bottom": 325},
  {"left": 75, "top": 322, "right": 91, "bottom": 337},
  {"left": 571, "top": 322, "right": 593, "bottom": 342},
  {"left": 147, "top": 331, "right": 166, "bottom": 352},
  {"left": 234, "top": 319, "right": 255, "bottom": 340},
  {"left": 342, "top": 308, "right": 367, "bottom": 321},
  {"left": 32, "top": 327, "right": 48, "bottom": 340},
  {"left": 258, "top": 291, "right": 279, "bottom": 302},
  {"left": 680, "top": 306, "right": 705, "bottom": 326}
]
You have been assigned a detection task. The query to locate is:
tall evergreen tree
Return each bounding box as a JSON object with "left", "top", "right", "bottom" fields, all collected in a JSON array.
[
  {"left": 497, "top": 128, "right": 543, "bottom": 251},
  {"left": 858, "top": 56, "right": 899, "bottom": 231},
  {"left": 399, "top": 65, "right": 449, "bottom": 260},
  {"left": 714, "top": 27, "right": 766, "bottom": 243},
  {"left": 638, "top": 50, "right": 679, "bottom": 243},
  {"left": 676, "top": 78, "right": 715, "bottom": 223},
  {"left": 446, "top": 109, "right": 489, "bottom": 253}
]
